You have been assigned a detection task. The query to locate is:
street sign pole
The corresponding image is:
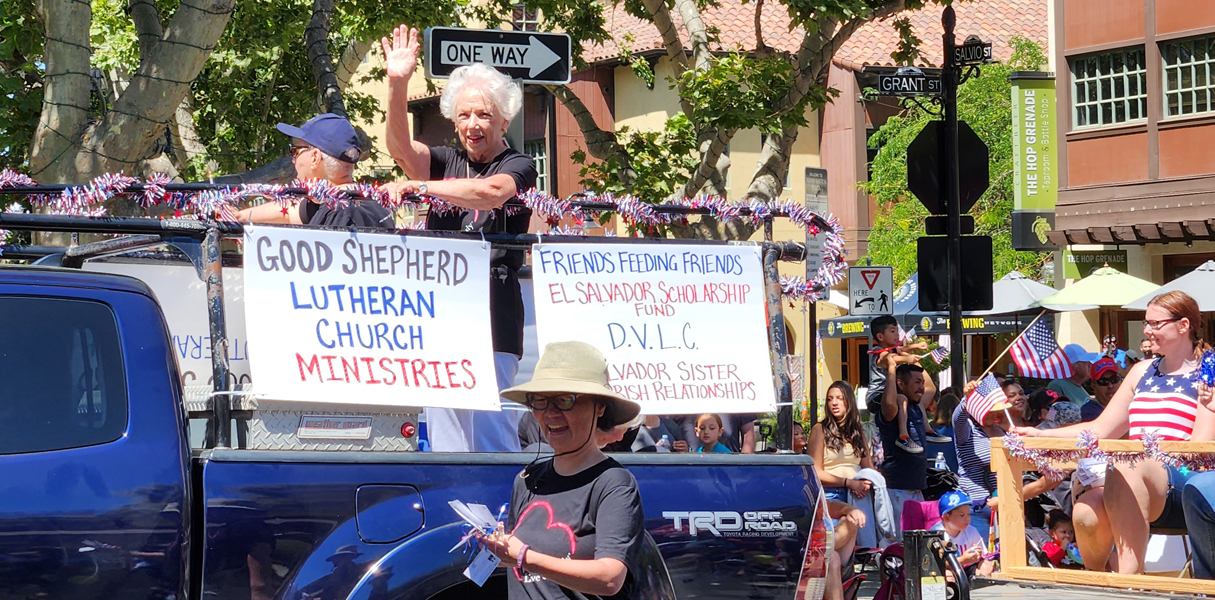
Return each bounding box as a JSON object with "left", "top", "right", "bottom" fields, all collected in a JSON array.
[{"left": 943, "top": 7, "right": 965, "bottom": 393}]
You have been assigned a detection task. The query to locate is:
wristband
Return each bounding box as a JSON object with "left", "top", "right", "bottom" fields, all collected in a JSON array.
[{"left": 517, "top": 544, "right": 529, "bottom": 571}]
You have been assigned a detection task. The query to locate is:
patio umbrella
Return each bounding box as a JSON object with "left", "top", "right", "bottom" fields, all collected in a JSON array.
[
  {"left": 974, "top": 271, "right": 1060, "bottom": 315},
  {"left": 1036, "top": 266, "right": 1158, "bottom": 311},
  {"left": 1123, "top": 260, "right": 1215, "bottom": 311}
]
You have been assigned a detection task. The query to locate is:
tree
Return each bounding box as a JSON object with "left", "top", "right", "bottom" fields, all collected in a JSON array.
[
  {"left": 862, "top": 37, "right": 1051, "bottom": 283},
  {"left": 0, "top": 0, "right": 460, "bottom": 185},
  {"left": 499, "top": 0, "right": 951, "bottom": 239}
]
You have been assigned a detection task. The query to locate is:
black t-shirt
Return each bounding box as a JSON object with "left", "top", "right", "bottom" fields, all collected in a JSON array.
[
  {"left": 507, "top": 458, "right": 644, "bottom": 600},
  {"left": 299, "top": 197, "right": 395, "bottom": 228},
  {"left": 871, "top": 394, "right": 928, "bottom": 491},
  {"left": 427, "top": 145, "right": 537, "bottom": 356}
]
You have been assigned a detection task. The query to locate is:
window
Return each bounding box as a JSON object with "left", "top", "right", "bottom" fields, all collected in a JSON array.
[
  {"left": 0, "top": 297, "right": 128, "bottom": 454},
  {"left": 524, "top": 139, "right": 548, "bottom": 193},
  {"left": 1162, "top": 35, "right": 1215, "bottom": 117},
  {"left": 1070, "top": 47, "right": 1147, "bottom": 128},
  {"left": 511, "top": 3, "right": 540, "bottom": 31}
]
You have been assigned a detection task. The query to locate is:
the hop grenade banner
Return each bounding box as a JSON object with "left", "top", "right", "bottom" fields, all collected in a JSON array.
[
  {"left": 243, "top": 226, "right": 499, "bottom": 410},
  {"left": 531, "top": 243, "right": 777, "bottom": 414}
]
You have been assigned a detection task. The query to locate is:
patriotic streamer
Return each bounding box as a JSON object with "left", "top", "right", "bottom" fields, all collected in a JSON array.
[
  {"left": 0, "top": 170, "right": 849, "bottom": 289},
  {"left": 1001, "top": 429, "right": 1215, "bottom": 481}
]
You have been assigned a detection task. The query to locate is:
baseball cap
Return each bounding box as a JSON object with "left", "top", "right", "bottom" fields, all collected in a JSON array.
[
  {"left": 938, "top": 490, "right": 973, "bottom": 517},
  {"left": 1063, "top": 343, "right": 1100, "bottom": 365},
  {"left": 1090, "top": 357, "right": 1118, "bottom": 380},
  {"left": 277, "top": 113, "right": 361, "bottom": 163}
]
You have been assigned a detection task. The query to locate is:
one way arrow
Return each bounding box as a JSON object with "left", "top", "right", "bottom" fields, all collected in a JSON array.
[{"left": 439, "top": 36, "right": 561, "bottom": 77}]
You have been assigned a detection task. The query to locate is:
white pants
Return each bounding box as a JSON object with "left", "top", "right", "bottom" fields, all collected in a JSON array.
[{"left": 424, "top": 352, "right": 523, "bottom": 452}]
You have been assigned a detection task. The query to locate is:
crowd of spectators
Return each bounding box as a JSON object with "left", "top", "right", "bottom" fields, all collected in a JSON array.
[{"left": 802, "top": 290, "right": 1215, "bottom": 596}]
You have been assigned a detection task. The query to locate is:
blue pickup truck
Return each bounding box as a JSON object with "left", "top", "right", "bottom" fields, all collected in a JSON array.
[{"left": 0, "top": 263, "right": 828, "bottom": 600}]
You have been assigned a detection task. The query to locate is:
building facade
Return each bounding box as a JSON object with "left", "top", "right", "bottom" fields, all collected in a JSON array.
[{"left": 1048, "top": 0, "right": 1215, "bottom": 348}]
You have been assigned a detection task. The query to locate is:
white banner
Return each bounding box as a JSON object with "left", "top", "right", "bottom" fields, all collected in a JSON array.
[
  {"left": 243, "top": 226, "right": 499, "bottom": 409},
  {"left": 83, "top": 261, "right": 251, "bottom": 387},
  {"left": 531, "top": 243, "right": 776, "bottom": 414}
]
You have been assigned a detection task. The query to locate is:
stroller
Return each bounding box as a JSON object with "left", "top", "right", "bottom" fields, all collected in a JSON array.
[{"left": 871, "top": 500, "right": 961, "bottom": 600}]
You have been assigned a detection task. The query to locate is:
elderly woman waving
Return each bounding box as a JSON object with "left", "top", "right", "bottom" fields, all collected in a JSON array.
[{"left": 382, "top": 25, "right": 538, "bottom": 453}]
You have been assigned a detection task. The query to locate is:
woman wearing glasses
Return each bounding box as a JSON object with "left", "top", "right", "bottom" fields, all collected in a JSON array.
[
  {"left": 480, "top": 341, "right": 645, "bottom": 599},
  {"left": 1014, "top": 290, "right": 1215, "bottom": 574}
]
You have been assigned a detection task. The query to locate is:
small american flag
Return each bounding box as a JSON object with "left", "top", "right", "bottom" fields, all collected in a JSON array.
[
  {"left": 965, "top": 374, "right": 1008, "bottom": 422},
  {"left": 1010, "top": 318, "right": 1074, "bottom": 379},
  {"left": 899, "top": 326, "right": 917, "bottom": 344},
  {"left": 928, "top": 347, "right": 948, "bottom": 364}
]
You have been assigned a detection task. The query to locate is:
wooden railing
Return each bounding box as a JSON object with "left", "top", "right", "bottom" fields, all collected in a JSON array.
[{"left": 990, "top": 437, "right": 1215, "bottom": 595}]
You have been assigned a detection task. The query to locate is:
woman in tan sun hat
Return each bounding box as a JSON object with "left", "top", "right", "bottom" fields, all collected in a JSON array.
[{"left": 479, "top": 341, "right": 645, "bottom": 599}]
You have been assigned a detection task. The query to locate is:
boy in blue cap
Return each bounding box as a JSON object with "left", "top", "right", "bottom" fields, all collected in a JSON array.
[
  {"left": 237, "top": 113, "right": 394, "bottom": 229},
  {"left": 933, "top": 490, "right": 994, "bottom": 577}
]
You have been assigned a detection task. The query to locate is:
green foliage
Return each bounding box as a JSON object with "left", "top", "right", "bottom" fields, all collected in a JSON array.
[
  {"left": 861, "top": 36, "right": 1050, "bottom": 283},
  {"left": 0, "top": 0, "right": 41, "bottom": 171},
  {"left": 573, "top": 113, "right": 700, "bottom": 204},
  {"left": 677, "top": 51, "right": 823, "bottom": 134},
  {"left": 1, "top": 0, "right": 461, "bottom": 177}
]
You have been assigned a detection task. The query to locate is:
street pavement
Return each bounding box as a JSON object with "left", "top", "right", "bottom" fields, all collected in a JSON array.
[{"left": 851, "top": 569, "right": 1190, "bottom": 599}]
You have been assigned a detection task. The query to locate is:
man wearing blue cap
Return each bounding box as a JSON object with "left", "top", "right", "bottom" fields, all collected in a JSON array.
[
  {"left": 236, "top": 113, "right": 394, "bottom": 228},
  {"left": 1048, "top": 344, "right": 1098, "bottom": 407}
]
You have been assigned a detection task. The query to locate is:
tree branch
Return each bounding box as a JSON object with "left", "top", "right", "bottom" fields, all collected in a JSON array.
[
  {"left": 128, "top": 0, "right": 163, "bottom": 62},
  {"left": 679, "top": 126, "right": 736, "bottom": 199},
  {"left": 70, "top": 0, "right": 235, "bottom": 180},
  {"left": 335, "top": 38, "right": 372, "bottom": 91},
  {"left": 545, "top": 83, "right": 636, "bottom": 186},
  {"left": 745, "top": 127, "right": 799, "bottom": 202},
  {"left": 29, "top": 0, "right": 93, "bottom": 180},
  {"left": 305, "top": 0, "right": 345, "bottom": 116},
  {"left": 673, "top": 0, "right": 712, "bottom": 71},
  {"left": 772, "top": 1, "right": 907, "bottom": 116},
  {"left": 638, "top": 0, "right": 689, "bottom": 75}
]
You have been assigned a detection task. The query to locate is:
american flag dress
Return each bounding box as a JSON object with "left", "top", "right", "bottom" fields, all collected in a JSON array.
[{"left": 1129, "top": 357, "right": 1201, "bottom": 441}]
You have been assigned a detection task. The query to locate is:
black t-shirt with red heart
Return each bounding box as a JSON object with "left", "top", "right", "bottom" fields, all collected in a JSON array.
[{"left": 506, "top": 458, "right": 644, "bottom": 600}]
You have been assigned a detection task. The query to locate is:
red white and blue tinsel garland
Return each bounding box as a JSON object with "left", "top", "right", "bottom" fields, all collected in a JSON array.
[
  {"left": 0, "top": 169, "right": 849, "bottom": 290},
  {"left": 1000, "top": 429, "right": 1215, "bottom": 481}
]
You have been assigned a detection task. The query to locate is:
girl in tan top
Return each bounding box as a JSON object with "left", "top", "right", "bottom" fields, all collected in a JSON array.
[{"left": 809, "top": 381, "right": 875, "bottom": 503}]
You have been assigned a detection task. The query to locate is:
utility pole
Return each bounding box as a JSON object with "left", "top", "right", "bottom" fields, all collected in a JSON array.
[{"left": 942, "top": 6, "right": 965, "bottom": 393}]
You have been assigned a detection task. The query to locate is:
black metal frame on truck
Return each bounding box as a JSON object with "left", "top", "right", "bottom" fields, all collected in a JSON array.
[{"left": 0, "top": 189, "right": 817, "bottom": 452}]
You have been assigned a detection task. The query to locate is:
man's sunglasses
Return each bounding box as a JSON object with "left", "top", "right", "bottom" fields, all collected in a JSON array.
[
  {"left": 1094, "top": 377, "right": 1121, "bottom": 386},
  {"left": 289, "top": 145, "right": 314, "bottom": 159},
  {"left": 524, "top": 393, "right": 579, "bottom": 411}
]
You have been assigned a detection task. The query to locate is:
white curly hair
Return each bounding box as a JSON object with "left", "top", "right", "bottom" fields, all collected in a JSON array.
[{"left": 438, "top": 63, "right": 522, "bottom": 122}]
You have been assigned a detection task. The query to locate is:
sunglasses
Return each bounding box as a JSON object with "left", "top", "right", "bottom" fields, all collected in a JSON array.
[
  {"left": 289, "top": 145, "right": 314, "bottom": 159},
  {"left": 524, "top": 393, "right": 579, "bottom": 411},
  {"left": 1094, "top": 376, "right": 1121, "bottom": 386}
]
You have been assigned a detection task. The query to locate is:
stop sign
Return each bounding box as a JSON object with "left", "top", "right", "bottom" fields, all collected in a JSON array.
[{"left": 907, "top": 120, "right": 989, "bottom": 215}]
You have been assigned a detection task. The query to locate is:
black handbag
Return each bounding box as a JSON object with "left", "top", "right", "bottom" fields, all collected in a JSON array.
[{"left": 923, "top": 467, "right": 961, "bottom": 501}]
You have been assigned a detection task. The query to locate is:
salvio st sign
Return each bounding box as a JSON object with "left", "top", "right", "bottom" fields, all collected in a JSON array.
[
  {"left": 876, "top": 66, "right": 942, "bottom": 97},
  {"left": 424, "top": 27, "right": 572, "bottom": 84},
  {"left": 954, "top": 36, "right": 993, "bottom": 65}
]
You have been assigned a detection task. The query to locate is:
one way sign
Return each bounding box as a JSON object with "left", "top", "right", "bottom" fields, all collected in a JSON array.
[{"left": 425, "top": 27, "right": 572, "bottom": 84}]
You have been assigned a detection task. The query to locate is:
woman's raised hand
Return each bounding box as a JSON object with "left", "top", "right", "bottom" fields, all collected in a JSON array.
[{"left": 381, "top": 25, "right": 420, "bottom": 80}]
